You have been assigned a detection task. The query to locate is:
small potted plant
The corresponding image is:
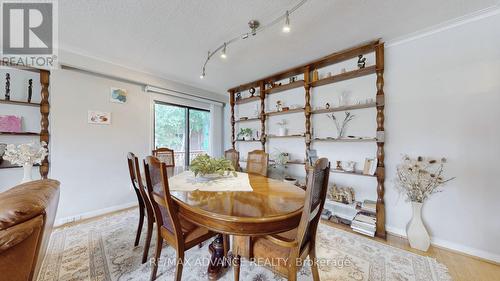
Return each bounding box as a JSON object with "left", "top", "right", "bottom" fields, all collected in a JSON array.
[
  {"left": 237, "top": 128, "right": 253, "bottom": 140},
  {"left": 3, "top": 142, "right": 48, "bottom": 183},
  {"left": 190, "top": 154, "right": 237, "bottom": 179},
  {"left": 395, "top": 155, "right": 455, "bottom": 251}
]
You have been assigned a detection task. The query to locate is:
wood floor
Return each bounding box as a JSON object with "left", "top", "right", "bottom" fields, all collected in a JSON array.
[
  {"left": 322, "top": 220, "right": 500, "bottom": 281},
  {"left": 58, "top": 208, "right": 500, "bottom": 281}
]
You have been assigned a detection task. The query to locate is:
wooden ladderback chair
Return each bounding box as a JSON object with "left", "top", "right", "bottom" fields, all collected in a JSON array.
[
  {"left": 224, "top": 148, "right": 240, "bottom": 171},
  {"left": 233, "top": 158, "right": 330, "bottom": 281},
  {"left": 143, "top": 156, "right": 216, "bottom": 281},
  {"left": 152, "top": 147, "right": 175, "bottom": 167},
  {"left": 127, "top": 152, "right": 156, "bottom": 264},
  {"left": 246, "top": 150, "right": 269, "bottom": 176}
]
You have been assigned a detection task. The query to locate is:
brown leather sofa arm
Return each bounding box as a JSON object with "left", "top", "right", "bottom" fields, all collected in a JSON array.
[{"left": 0, "top": 215, "right": 43, "bottom": 253}]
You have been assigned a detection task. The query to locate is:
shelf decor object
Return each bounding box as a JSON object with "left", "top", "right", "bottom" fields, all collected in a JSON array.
[
  {"left": 0, "top": 64, "right": 50, "bottom": 176},
  {"left": 228, "top": 39, "right": 386, "bottom": 239},
  {"left": 2, "top": 142, "right": 48, "bottom": 183}
]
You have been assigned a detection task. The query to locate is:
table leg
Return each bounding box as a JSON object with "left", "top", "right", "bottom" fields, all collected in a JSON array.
[{"left": 208, "top": 234, "right": 226, "bottom": 280}]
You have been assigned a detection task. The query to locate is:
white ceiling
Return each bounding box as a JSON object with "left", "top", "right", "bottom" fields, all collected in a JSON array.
[{"left": 59, "top": 0, "right": 499, "bottom": 95}]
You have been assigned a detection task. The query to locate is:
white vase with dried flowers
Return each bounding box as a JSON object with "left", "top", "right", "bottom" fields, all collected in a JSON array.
[
  {"left": 396, "top": 155, "right": 454, "bottom": 251},
  {"left": 3, "top": 142, "right": 48, "bottom": 184}
]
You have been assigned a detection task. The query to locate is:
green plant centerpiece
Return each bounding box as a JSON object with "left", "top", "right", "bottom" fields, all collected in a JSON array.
[
  {"left": 190, "top": 154, "right": 237, "bottom": 178},
  {"left": 237, "top": 128, "right": 253, "bottom": 140}
]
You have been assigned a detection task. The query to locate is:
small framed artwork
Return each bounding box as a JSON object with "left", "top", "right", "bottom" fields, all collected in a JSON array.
[
  {"left": 110, "top": 88, "right": 127, "bottom": 104},
  {"left": 0, "top": 115, "right": 22, "bottom": 132},
  {"left": 88, "top": 111, "right": 111, "bottom": 125}
]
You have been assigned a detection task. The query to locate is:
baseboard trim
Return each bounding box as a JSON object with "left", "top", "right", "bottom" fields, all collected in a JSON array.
[
  {"left": 386, "top": 226, "right": 500, "bottom": 265},
  {"left": 54, "top": 201, "right": 138, "bottom": 227}
]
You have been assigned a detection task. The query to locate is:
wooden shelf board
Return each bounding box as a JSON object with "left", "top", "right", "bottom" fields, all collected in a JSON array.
[
  {"left": 235, "top": 96, "right": 261, "bottom": 105},
  {"left": 309, "top": 66, "right": 376, "bottom": 87},
  {"left": 266, "top": 108, "right": 304, "bottom": 117},
  {"left": 265, "top": 80, "right": 304, "bottom": 95},
  {"left": 312, "top": 137, "right": 378, "bottom": 143},
  {"left": 269, "top": 159, "right": 306, "bottom": 165},
  {"left": 0, "top": 162, "right": 41, "bottom": 169},
  {"left": 267, "top": 134, "right": 305, "bottom": 139},
  {"left": 330, "top": 169, "right": 376, "bottom": 178},
  {"left": 235, "top": 117, "right": 260, "bottom": 123},
  {"left": 0, "top": 99, "right": 40, "bottom": 107},
  {"left": 235, "top": 139, "right": 261, "bottom": 142},
  {"left": 312, "top": 102, "right": 376, "bottom": 114},
  {"left": 0, "top": 131, "right": 40, "bottom": 136}
]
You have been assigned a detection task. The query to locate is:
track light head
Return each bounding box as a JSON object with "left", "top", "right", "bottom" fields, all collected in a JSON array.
[
  {"left": 283, "top": 11, "right": 291, "bottom": 33},
  {"left": 220, "top": 43, "right": 227, "bottom": 59}
]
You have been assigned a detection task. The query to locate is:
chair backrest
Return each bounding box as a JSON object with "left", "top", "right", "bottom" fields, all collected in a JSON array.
[
  {"left": 224, "top": 148, "right": 240, "bottom": 171},
  {"left": 247, "top": 150, "right": 269, "bottom": 176},
  {"left": 127, "top": 152, "right": 153, "bottom": 215},
  {"left": 295, "top": 158, "right": 330, "bottom": 253},
  {"left": 152, "top": 147, "right": 175, "bottom": 167},
  {"left": 143, "top": 156, "right": 182, "bottom": 242}
]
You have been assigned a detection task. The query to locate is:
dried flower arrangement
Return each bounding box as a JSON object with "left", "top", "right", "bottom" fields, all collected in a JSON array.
[
  {"left": 395, "top": 155, "right": 455, "bottom": 203},
  {"left": 327, "top": 111, "right": 355, "bottom": 138},
  {"left": 190, "top": 154, "right": 237, "bottom": 177},
  {"left": 3, "top": 142, "right": 48, "bottom": 166}
]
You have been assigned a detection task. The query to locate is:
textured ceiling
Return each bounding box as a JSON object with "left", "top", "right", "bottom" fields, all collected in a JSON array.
[{"left": 59, "top": 0, "right": 499, "bottom": 95}]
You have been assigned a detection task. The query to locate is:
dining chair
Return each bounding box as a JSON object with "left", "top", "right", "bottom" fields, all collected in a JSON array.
[
  {"left": 152, "top": 147, "right": 175, "bottom": 167},
  {"left": 143, "top": 156, "right": 217, "bottom": 281},
  {"left": 224, "top": 148, "right": 240, "bottom": 171},
  {"left": 232, "top": 158, "right": 331, "bottom": 281},
  {"left": 127, "top": 153, "right": 156, "bottom": 264},
  {"left": 246, "top": 149, "right": 269, "bottom": 176}
]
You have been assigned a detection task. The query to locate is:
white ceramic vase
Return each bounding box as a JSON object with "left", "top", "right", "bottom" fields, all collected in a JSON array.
[
  {"left": 278, "top": 127, "right": 288, "bottom": 136},
  {"left": 406, "top": 201, "right": 430, "bottom": 251},
  {"left": 21, "top": 163, "right": 33, "bottom": 184}
]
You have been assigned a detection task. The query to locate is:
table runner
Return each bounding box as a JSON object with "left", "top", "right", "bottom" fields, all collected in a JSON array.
[{"left": 168, "top": 171, "right": 253, "bottom": 192}]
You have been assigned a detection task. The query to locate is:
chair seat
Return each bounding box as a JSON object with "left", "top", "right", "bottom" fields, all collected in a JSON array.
[
  {"left": 234, "top": 228, "right": 298, "bottom": 276},
  {"left": 161, "top": 217, "right": 214, "bottom": 248}
]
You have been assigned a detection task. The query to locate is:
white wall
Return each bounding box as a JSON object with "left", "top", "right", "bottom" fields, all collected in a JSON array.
[{"left": 224, "top": 11, "right": 500, "bottom": 262}]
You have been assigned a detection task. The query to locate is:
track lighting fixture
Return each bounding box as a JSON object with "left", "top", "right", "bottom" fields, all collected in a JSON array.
[{"left": 199, "top": 0, "right": 308, "bottom": 79}]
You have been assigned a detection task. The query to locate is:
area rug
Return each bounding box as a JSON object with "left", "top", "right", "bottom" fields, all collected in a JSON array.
[{"left": 37, "top": 209, "right": 451, "bottom": 281}]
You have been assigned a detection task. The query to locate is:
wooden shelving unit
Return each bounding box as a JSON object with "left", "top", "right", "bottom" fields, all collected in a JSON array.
[
  {"left": 0, "top": 64, "right": 50, "bottom": 177},
  {"left": 228, "top": 39, "right": 386, "bottom": 239},
  {"left": 267, "top": 134, "right": 305, "bottom": 139},
  {"left": 235, "top": 117, "right": 260, "bottom": 123}
]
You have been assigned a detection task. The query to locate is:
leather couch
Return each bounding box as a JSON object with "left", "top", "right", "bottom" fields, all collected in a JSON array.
[{"left": 0, "top": 179, "right": 60, "bottom": 281}]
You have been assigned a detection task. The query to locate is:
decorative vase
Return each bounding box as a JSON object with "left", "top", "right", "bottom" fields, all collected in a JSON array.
[
  {"left": 406, "top": 201, "right": 430, "bottom": 251},
  {"left": 21, "top": 163, "right": 34, "bottom": 184},
  {"left": 278, "top": 127, "right": 288, "bottom": 136}
]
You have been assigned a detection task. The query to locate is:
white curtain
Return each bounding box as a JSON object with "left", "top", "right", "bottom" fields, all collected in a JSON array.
[{"left": 209, "top": 103, "right": 223, "bottom": 157}]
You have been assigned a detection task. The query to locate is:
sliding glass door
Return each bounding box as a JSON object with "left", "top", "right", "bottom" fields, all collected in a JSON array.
[{"left": 154, "top": 102, "right": 210, "bottom": 166}]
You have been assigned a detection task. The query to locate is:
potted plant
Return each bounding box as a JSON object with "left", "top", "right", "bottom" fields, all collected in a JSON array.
[
  {"left": 190, "top": 154, "right": 237, "bottom": 179},
  {"left": 3, "top": 142, "right": 48, "bottom": 183},
  {"left": 271, "top": 149, "right": 297, "bottom": 183},
  {"left": 395, "top": 155, "right": 455, "bottom": 251},
  {"left": 237, "top": 128, "right": 253, "bottom": 140}
]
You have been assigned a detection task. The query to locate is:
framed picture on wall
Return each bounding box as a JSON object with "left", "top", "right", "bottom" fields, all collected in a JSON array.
[
  {"left": 88, "top": 111, "right": 111, "bottom": 125},
  {"left": 110, "top": 87, "right": 127, "bottom": 104}
]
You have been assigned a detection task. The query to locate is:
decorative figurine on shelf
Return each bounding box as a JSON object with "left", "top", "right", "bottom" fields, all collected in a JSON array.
[
  {"left": 276, "top": 100, "right": 283, "bottom": 112},
  {"left": 357, "top": 54, "right": 366, "bottom": 69},
  {"left": 328, "top": 111, "right": 356, "bottom": 138},
  {"left": 237, "top": 128, "right": 253, "bottom": 141},
  {"left": 329, "top": 184, "right": 356, "bottom": 204},
  {"left": 289, "top": 76, "right": 297, "bottom": 83},
  {"left": 27, "top": 79, "right": 33, "bottom": 103},
  {"left": 249, "top": 87, "right": 255, "bottom": 97},
  {"left": 235, "top": 92, "right": 242, "bottom": 101},
  {"left": 312, "top": 69, "right": 319, "bottom": 82},
  {"left": 336, "top": 161, "right": 343, "bottom": 170},
  {"left": 5, "top": 73, "right": 11, "bottom": 101},
  {"left": 343, "top": 161, "right": 356, "bottom": 172},
  {"left": 277, "top": 119, "right": 288, "bottom": 136},
  {"left": 325, "top": 103, "right": 331, "bottom": 109}
]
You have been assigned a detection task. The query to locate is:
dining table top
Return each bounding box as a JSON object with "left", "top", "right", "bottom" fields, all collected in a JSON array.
[{"left": 164, "top": 166, "right": 306, "bottom": 235}]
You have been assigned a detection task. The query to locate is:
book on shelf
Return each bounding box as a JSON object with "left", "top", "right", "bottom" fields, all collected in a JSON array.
[
  {"left": 351, "top": 226, "right": 375, "bottom": 237},
  {"left": 351, "top": 212, "right": 376, "bottom": 237},
  {"left": 361, "top": 200, "right": 377, "bottom": 214}
]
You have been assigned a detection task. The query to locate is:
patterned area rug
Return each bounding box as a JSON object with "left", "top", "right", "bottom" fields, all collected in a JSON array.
[{"left": 38, "top": 209, "right": 451, "bottom": 281}]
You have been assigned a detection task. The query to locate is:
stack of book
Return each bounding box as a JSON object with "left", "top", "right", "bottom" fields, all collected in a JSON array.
[
  {"left": 351, "top": 213, "right": 376, "bottom": 237},
  {"left": 361, "top": 200, "right": 376, "bottom": 214}
]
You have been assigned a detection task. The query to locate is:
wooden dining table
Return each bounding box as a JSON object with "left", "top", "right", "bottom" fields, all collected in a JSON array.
[{"left": 165, "top": 166, "right": 306, "bottom": 280}]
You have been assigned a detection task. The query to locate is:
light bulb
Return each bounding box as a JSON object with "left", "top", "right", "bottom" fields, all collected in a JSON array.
[
  {"left": 282, "top": 11, "right": 290, "bottom": 33},
  {"left": 220, "top": 43, "right": 227, "bottom": 59},
  {"left": 200, "top": 74, "right": 205, "bottom": 79}
]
